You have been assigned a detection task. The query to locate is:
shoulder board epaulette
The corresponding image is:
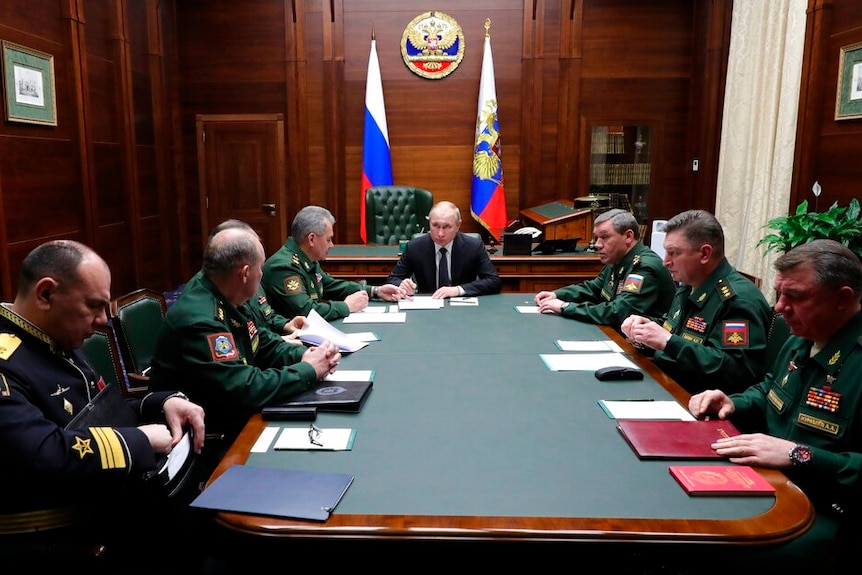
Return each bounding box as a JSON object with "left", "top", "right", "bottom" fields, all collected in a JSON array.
[
  {"left": 631, "top": 254, "right": 641, "bottom": 267},
  {"left": 717, "top": 278, "right": 736, "bottom": 301},
  {"left": 214, "top": 301, "right": 226, "bottom": 323},
  {"left": 291, "top": 252, "right": 301, "bottom": 266},
  {"left": 0, "top": 333, "right": 21, "bottom": 361}
]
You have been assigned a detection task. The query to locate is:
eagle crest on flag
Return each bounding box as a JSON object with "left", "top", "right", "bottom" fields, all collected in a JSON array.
[{"left": 473, "top": 101, "right": 502, "bottom": 183}]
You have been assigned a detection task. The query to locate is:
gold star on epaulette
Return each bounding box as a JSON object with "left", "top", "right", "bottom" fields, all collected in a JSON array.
[
  {"left": 697, "top": 293, "right": 707, "bottom": 303},
  {"left": 0, "top": 333, "right": 21, "bottom": 360},
  {"left": 215, "top": 305, "right": 225, "bottom": 322},
  {"left": 229, "top": 319, "right": 242, "bottom": 328},
  {"left": 828, "top": 350, "right": 841, "bottom": 366},
  {"left": 292, "top": 253, "right": 300, "bottom": 265},
  {"left": 632, "top": 254, "right": 641, "bottom": 266}
]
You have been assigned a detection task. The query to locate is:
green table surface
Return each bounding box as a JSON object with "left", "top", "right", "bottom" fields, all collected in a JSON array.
[{"left": 247, "top": 294, "right": 784, "bottom": 521}]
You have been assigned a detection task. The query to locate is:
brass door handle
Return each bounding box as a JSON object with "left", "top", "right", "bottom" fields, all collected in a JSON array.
[{"left": 262, "top": 203, "right": 277, "bottom": 216}]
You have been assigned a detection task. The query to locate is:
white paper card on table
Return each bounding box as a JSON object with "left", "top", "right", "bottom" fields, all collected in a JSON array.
[
  {"left": 343, "top": 312, "right": 407, "bottom": 324},
  {"left": 515, "top": 305, "right": 541, "bottom": 314},
  {"left": 449, "top": 297, "right": 478, "bottom": 306},
  {"left": 251, "top": 426, "right": 280, "bottom": 453},
  {"left": 274, "top": 427, "right": 356, "bottom": 451},
  {"left": 357, "top": 306, "right": 388, "bottom": 314},
  {"left": 349, "top": 332, "right": 380, "bottom": 342},
  {"left": 597, "top": 400, "right": 696, "bottom": 421},
  {"left": 555, "top": 340, "right": 625, "bottom": 353},
  {"left": 324, "top": 369, "right": 375, "bottom": 383},
  {"left": 398, "top": 296, "right": 444, "bottom": 310},
  {"left": 295, "top": 309, "right": 368, "bottom": 352},
  {"left": 539, "top": 352, "right": 639, "bottom": 372}
]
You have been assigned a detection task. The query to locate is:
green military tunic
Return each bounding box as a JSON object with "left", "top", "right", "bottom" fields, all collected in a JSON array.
[
  {"left": 261, "top": 237, "right": 370, "bottom": 321},
  {"left": 726, "top": 311, "right": 862, "bottom": 566},
  {"left": 555, "top": 242, "right": 676, "bottom": 329},
  {"left": 654, "top": 259, "right": 770, "bottom": 394},
  {"left": 148, "top": 273, "right": 316, "bottom": 441},
  {"left": 248, "top": 284, "right": 288, "bottom": 333}
]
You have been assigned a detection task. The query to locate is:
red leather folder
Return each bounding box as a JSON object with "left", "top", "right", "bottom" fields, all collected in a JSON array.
[{"left": 617, "top": 419, "right": 741, "bottom": 459}]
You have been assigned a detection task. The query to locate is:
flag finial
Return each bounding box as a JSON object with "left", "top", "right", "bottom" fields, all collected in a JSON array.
[
  {"left": 371, "top": 25, "right": 375, "bottom": 41},
  {"left": 484, "top": 18, "right": 491, "bottom": 38}
]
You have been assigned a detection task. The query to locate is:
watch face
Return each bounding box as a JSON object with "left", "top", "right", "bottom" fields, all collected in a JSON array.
[{"left": 791, "top": 445, "right": 812, "bottom": 465}]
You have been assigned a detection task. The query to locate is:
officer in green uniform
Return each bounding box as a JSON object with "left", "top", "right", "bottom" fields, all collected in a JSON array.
[
  {"left": 262, "top": 205, "right": 407, "bottom": 321},
  {"left": 534, "top": 209, "right": 675, "bottom": 330},
  {"left": 149, "top": 225, "right": 340, "bottom": 454},
  {"left": 688, "top": 239, "right": 862, "bottom": 569},
  {"left": 623, "top": 210, "right": 771, "bottom": 395}
]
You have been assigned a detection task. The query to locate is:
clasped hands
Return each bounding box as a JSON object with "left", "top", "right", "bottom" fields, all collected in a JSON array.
[{"left": 621, "top": 315, "right": 671, "bottom": 350}]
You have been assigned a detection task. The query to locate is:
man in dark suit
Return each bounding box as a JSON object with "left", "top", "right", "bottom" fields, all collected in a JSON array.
[{"left": 386, "top": 200, "right": 502, "bottom": 298}]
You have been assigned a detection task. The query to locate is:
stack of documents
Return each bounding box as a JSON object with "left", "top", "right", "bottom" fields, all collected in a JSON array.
[{"left": 295, "top": 309, "right": 368, "bottom": 352}]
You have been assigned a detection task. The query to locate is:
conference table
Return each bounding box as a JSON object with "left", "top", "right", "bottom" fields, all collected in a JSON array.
[
  {"left": 324, "top": 244, "right": 603, "bottom": 293},
  {"left": 204, "top": 294, "right": 813, "bottom": 566}
]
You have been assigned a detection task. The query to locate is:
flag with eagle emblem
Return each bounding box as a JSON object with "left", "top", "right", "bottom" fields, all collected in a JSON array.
[
  {"left": 360, "top": 36, "right": 393, "bottom": 243},
  {"left": 471, "top": 21, "right": 506, "bottom": 242}
]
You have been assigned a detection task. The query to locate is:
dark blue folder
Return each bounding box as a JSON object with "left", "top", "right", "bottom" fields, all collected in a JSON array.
[{"left": 190, "top": 464, "right": 354, "bottom": 521}]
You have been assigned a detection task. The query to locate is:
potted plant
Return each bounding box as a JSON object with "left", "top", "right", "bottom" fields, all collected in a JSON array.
[{"left": 757, "top": 198, "right": 862, "bottom": 261}]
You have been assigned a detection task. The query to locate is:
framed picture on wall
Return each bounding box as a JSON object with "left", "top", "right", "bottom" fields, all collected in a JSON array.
[
  {"left": 835, "top": 42, "right": 862, "bottom": 121},
  {"left": 1, "top": 41, "right": 57, "bottom": 126}
]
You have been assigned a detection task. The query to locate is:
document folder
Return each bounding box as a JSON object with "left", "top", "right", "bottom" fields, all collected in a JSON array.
[
  {"left": 190, "top": 464, "right": 354, "bottom": 521},
  {"left": 277, "top": 379, "right": 373, "bottom": 413},
  {"left": 617, "top": 419, "right": 740, "bottom": 459}
]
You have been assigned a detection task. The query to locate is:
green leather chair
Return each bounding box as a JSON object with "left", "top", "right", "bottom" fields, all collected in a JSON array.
[
  {"left": 110, "top": 288, "right": 167, "bottom": 386},
  {"left": 365, "top": 185, "right": 433, "bottom": 245},
  {"left": 80, "top": 323, "right": 141, "bottom": 395}
]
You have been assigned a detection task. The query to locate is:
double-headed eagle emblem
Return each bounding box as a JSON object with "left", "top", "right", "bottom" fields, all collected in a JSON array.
[{"left": 401, "top": 12, "right": 465, "bottom": 79}]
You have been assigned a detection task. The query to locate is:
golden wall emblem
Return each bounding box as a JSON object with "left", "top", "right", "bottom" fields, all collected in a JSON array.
[{"left": 400, "top": 11, "right": 465, "bottom": 79}]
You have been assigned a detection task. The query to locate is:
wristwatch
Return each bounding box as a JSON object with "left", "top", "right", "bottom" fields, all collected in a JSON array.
[
  {"left": 560, "top": 302, "right": 570, "bottom": 312},
  {"left": 788, "top": 444, "right": 812, "bottom": 466}
]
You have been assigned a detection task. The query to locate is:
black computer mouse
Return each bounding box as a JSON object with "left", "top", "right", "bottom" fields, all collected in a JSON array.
[{"left": 594, "top": 366, "right": 644, "bottom": 381}]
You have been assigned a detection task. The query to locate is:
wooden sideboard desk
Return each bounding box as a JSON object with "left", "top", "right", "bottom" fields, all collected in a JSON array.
[{"left": 324, "top": 244, "right": 603, "bottom": 293}]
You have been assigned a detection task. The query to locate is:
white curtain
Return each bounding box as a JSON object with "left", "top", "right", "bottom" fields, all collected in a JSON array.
[{"left": 714, "top": 0, "right": 807, "bottom": 301}]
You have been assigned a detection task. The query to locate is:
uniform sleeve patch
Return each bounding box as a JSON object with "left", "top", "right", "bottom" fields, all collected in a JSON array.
[
  {"left": 283, "top": 275, "right": 303, "bottom": 294},
  {"left": 723, "top": 321, "right": 749, "bottom": 346},
  {"left": 622, "top": 274, "right": 645, "bottom": 293},
  {"left": 208, "top": 332, "right": 239, "bottom": 361}
]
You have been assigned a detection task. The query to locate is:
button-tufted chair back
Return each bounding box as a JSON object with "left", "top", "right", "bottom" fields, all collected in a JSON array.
[{"left": 365, "top": 186, "right": 433, "bottom": 245}]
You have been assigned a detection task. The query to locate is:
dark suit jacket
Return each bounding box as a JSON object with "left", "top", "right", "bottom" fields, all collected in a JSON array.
[{"left": 386, "top": 232, "right": 502, "bottom": 296}]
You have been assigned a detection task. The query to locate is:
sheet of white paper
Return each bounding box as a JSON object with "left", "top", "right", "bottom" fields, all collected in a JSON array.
[
  {"left": 398, "top": 296, "right": 444, "bottom": 310},
  {"left": 324, "top": 369, "right": 375, "bottom": 383},
  {"left": 251, "top": 426, "right": 280, "bottom": 453},
  {"left": 163, "top": 431, "right": 192, "bottom": 479},
  {"left": 555, "top": 340, "right": 625, "bottom": 353},
  {"left": 343, "top": 312, "right": 407, "bottom": 323},
  {"left": 539, "top": 352, "right": 639, "bottom": 371},
  {"left": 347, "top": 331, "right": 379, "bottom": 342},
  {"left": 515, "top": 305, "right": 541, "bottom": 313},
  {"left": 274, "top": 427, "right": 355, "bottom": 451},
  {"left": 357, "top": 305, "right": 388, "bottom": 314},
  {"left": 296, "top": 309, "right": 368, "bottom": 352},
  {"left": 598, "top": 400, "right": 695, "bottom": 421},
  {"left": 449, "top": 297, "right": 479, "bottom": 306}
]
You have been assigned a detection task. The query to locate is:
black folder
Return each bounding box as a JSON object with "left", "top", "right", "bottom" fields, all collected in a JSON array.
[
  {"left": 190, "top": 464, "right": 354, "bottom": 521},
  {"left": 277, "top": 380, "right": 373, "bottom": 413}
]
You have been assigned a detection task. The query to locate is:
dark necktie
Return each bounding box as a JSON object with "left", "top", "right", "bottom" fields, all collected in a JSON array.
[{"left": 438, "top": 247, "right": 450, "bottom": 288}]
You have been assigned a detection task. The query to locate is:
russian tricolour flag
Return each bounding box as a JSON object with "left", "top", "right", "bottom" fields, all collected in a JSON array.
[
  {"left": 359, "top": 37, "right": 393, "bottom": 243},
  {"left": 471, "top": 26, "right": 507, "bottom": 242}
]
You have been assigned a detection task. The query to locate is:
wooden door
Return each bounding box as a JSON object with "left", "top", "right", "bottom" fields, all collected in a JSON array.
[{"left": 196, "top": 114, "right": 288, "bottom": 255}]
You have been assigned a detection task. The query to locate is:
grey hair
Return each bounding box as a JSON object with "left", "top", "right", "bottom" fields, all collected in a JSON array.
[
  {"left": 202, "top": 227, "right": 261, "bottom": 277},
  {"left": 594, "top": 209, "right": 641, "bottom": 240},
  {"left": 664, "top": 209, "right": 725, "bottom": 258},
  {"left": 775, "top": 239, "right": 862, "bottom": 297},
  {"left": 292, "top": 206, "right": 335, "bottom": 242}
]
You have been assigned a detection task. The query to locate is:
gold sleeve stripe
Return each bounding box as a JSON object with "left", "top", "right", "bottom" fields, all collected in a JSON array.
[{"left": 90, "top": 426, "right": 128, "bottom": 470}]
